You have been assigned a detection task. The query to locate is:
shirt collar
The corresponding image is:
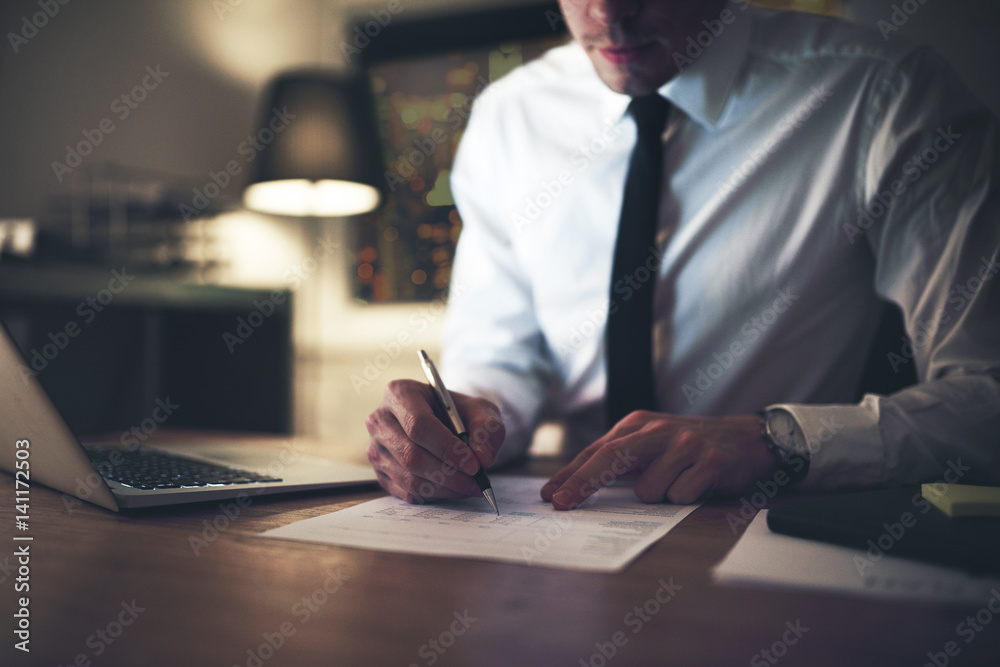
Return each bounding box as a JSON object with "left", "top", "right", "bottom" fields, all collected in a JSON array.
[
  {"left": 661, "top": 8, "right": 752, "bottom": 128},
  {"left": 595, "top": 7, "right": 753, "bottom": 129}
]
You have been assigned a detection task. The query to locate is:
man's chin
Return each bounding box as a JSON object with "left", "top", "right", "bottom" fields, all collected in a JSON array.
[
  {"left": 588, "top": 49, "right": 676, "bottom": 96},
  {"left": 594, "top": 64, "right": 676, "bottom": 97}
]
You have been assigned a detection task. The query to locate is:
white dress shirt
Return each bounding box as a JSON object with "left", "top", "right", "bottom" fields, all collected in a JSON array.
[{"left": 440, "top": 6, "right": 1000, "bottom": 489}]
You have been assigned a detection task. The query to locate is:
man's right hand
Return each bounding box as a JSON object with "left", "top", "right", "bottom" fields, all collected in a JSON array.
[{"left": 365, "top": 379, "right": 506, "bottom": 504}]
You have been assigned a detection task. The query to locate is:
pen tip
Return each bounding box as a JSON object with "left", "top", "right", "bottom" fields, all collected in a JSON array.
[{"left": 483, "top": 488, "right": 499, "bottom": 516}]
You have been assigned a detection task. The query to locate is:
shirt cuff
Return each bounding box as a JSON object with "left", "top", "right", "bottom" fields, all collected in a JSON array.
[{"left": 768, "top": 396, "right": 885, "bottom": 490}]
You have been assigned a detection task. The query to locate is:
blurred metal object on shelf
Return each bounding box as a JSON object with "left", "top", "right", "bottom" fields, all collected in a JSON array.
[{"left": 36, "top": 161, "right": 229, "bottom": 272}]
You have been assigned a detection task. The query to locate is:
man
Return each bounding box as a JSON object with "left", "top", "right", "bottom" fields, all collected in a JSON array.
[{"left": 366, "top": 0, "right": 1000, "bottom": 509}]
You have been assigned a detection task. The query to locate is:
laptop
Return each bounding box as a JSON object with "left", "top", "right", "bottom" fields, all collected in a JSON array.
[{"left": 0, "top": 321, "right": 377, "bottom": 510}]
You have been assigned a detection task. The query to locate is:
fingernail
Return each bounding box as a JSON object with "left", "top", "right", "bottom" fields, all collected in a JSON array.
[{"left": 552, "top": 490, "right": 573, "bottom": 509}]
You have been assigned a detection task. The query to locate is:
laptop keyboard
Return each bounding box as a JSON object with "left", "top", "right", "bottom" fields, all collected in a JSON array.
[{"left": 86, "top": 447, "right": 283, "bottom": 490}]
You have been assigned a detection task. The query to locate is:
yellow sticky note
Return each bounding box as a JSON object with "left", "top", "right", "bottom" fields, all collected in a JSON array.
[{"left": 921, "top": 483, "right": 1000, "bottom": 518}]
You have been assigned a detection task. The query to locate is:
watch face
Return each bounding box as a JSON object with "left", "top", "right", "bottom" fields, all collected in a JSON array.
[{"left": 767, "top": 410, "right": 807, "bottom": 453}]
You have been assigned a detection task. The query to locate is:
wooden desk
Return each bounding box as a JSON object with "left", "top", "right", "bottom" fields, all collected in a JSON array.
[{"left": 3, "top": 436, "right": 998, "bottom": 667}]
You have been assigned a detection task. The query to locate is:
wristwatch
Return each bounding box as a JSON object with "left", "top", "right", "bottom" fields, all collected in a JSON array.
[{"left": 759, "top": 408, "right": 811, "bottom": 487}]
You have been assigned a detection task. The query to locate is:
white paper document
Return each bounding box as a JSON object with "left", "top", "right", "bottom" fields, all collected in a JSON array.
[
  {"left": 260, "top": 475, "right": 699, "bottom": 572},
  {"left": 712, "top": 510, "right": 1000, "bottom": 604}
]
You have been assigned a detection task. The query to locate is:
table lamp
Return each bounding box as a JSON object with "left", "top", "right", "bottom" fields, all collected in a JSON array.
[{"left": 242, "top": 71, "right": 384, "bottom": 217}]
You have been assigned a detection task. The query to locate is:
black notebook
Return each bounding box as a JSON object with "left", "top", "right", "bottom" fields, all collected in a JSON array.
[{"left": 766, "top": 488, "right": 1000, "bottom": 576}]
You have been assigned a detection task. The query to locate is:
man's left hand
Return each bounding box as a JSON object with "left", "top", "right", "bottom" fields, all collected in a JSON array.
[{"left": 540, "top": 412, "right": 776, "bottom": 509}]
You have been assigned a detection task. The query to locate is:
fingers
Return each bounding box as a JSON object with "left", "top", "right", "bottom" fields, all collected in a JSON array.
[
  {"left": 373, "top": 469, "right": 474, "bottom": 505},
  {"left": 366, "top": 411, "right": 480, "bottom": 502},
  {"left": 540, "top": 416, "right": 631, "bottom": 501},
  {"left": 549, "top": 444, "right": 634, "bottom": 510},
  {"left": 539, "top": 446, "right": 600, "bottom": 502},
  {"left": 369, "top": 406, "right": 471, "bottom": 481},
  {"left": 632, "top": 417, "right": 771, "bottom": 503},
  {"left": 382, "top": 379, "right": 479, "bottom": 475},
  {"left": 540, "top": 411, "right": 647, "bottom": 504},
  {"left": 366, "top": 379, "right": 508, "bottom": 504},
  {"left": 631, "top": 428, "right": 704, "bottom": 503},
  {"left": 635, "top": 448, "right": 728, "bottom": 505},
  {"left": 452, "top": 393, "right": 506, "bottom": 468},
  {"left": 367, "top": 440, "right": 479, "bottom": 503},
  {"left": 660, "top": 464, "right": 717, "bottom": 505},
  {"left": 542, "top": 414, "right": 717, "bottom": 510}
]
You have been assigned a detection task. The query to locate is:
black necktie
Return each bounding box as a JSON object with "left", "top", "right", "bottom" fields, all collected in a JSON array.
[{"left": 606, "top": 95, "right": 670, "bottom": 426}]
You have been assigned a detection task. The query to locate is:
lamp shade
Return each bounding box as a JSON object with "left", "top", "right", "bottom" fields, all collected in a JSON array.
[{"left": 243, "top": 71, "right": 384, "bottom": 217}]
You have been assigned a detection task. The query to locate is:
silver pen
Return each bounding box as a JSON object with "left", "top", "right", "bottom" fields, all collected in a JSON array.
[{"left": 418, "top": 350, "right": 499, "bottom": 515}]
